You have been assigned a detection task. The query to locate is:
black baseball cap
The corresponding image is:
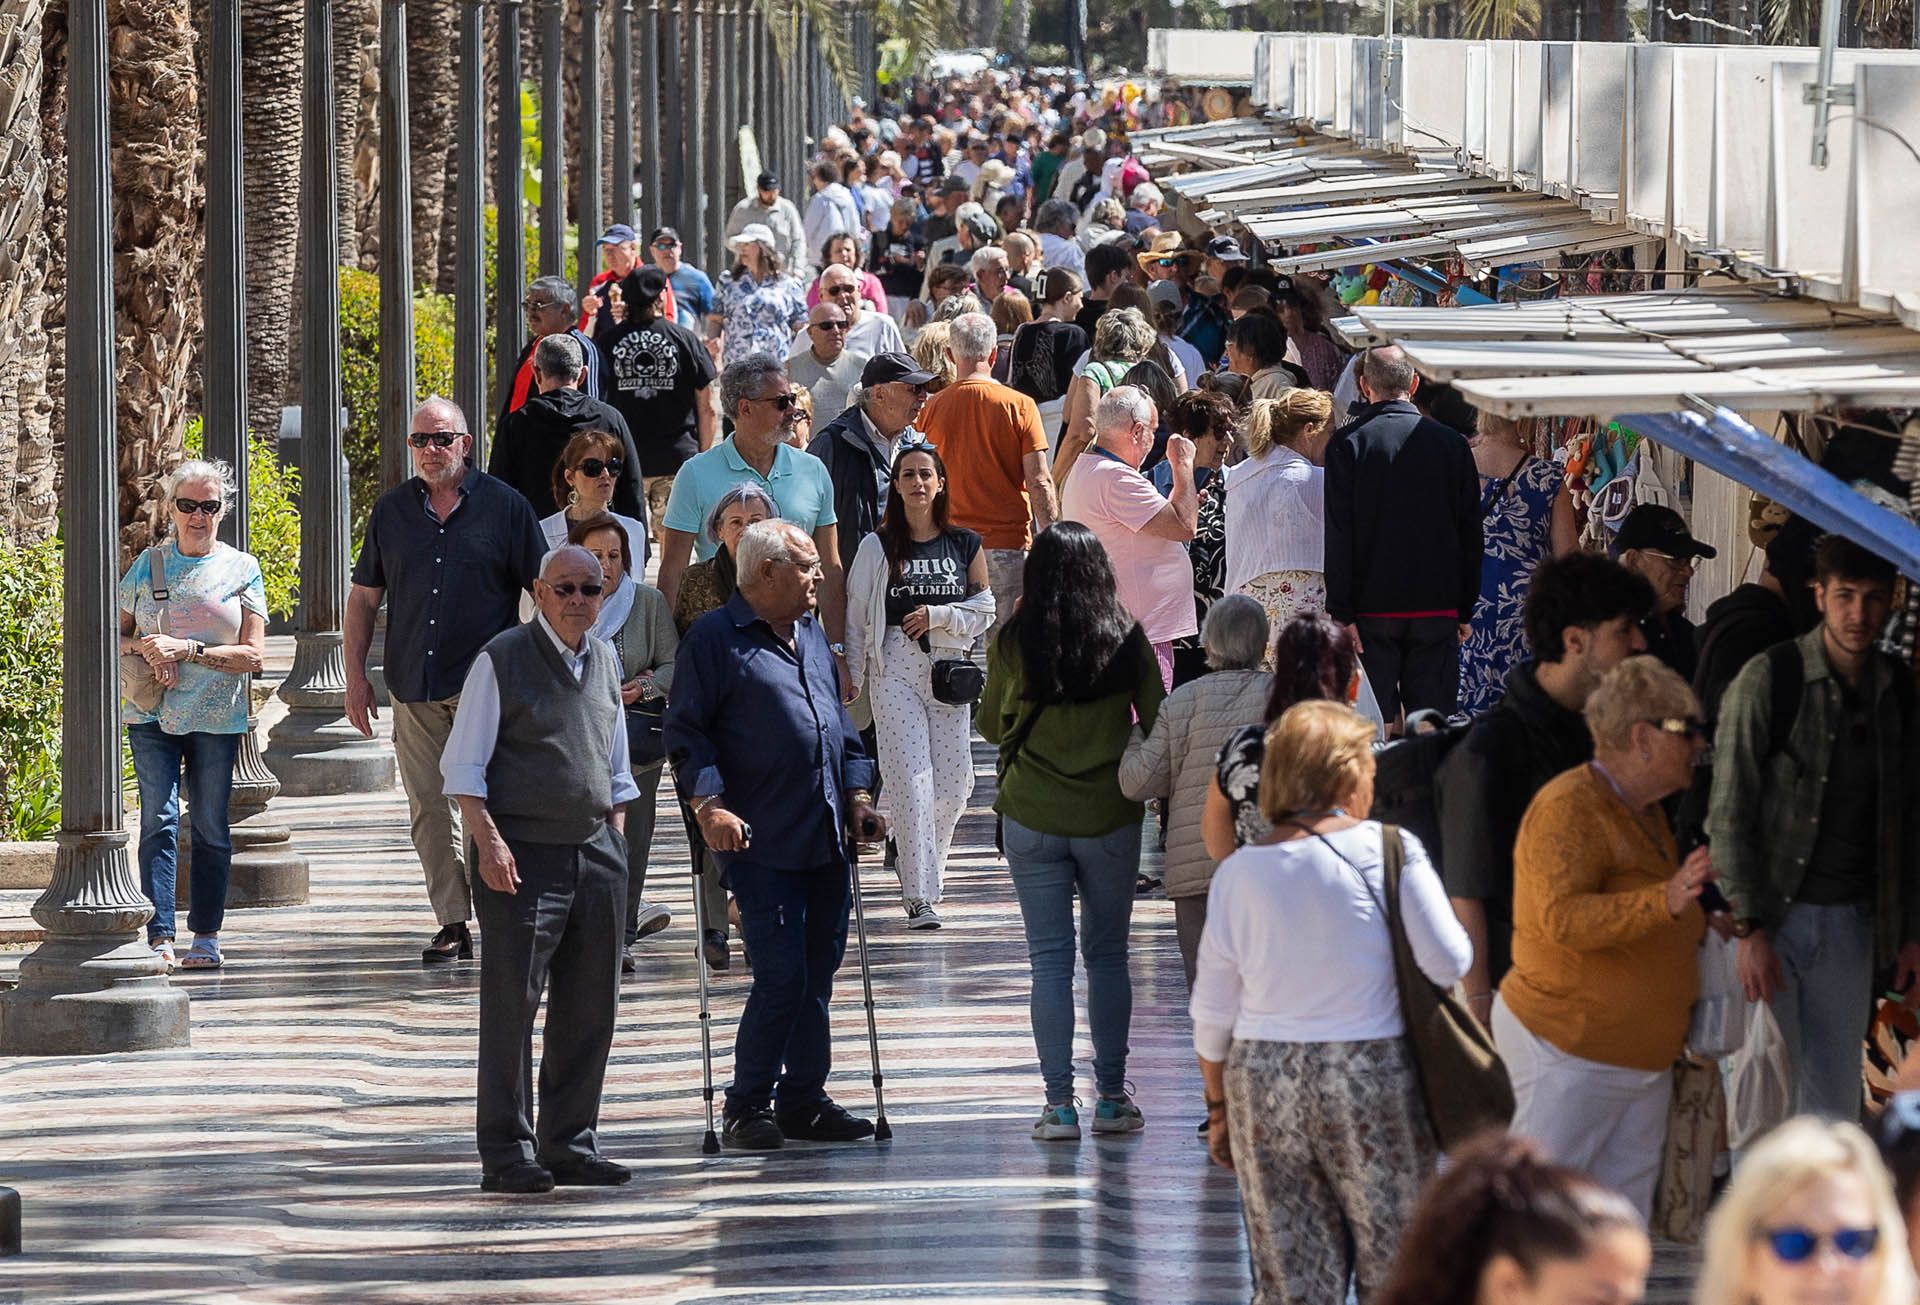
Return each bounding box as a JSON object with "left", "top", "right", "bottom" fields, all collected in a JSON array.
[
  {"left": 756, "top": 170, "right": 780, "bottom": 189},
  {"left": 1615, "top": 504, "right": 1718, "bottom": 560},
  {"left": 1206, "top": 235, "right": 1249, "bottom": 263},
  {"left": 860, "top": 352, "right": 937, "bottom": 387},
  {"left": 647, "top": 225, "right": 682, "bottom": 247},
  {"left": 627, "top": 267, "right": 670, "bottom": 303}
]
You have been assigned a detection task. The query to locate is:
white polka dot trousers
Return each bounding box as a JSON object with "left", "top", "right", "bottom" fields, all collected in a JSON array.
[{"left": 871, "top": 629, "right": 975, "bottom": 905}]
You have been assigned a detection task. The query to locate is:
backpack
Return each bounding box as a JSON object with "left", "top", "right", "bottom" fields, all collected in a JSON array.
[{"left": 1369, "top": 708, "right": 1476, "bottom": 875}]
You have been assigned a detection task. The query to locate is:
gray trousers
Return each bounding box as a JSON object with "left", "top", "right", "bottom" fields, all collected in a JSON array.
[
  {"left": 1771, "top": 899, "right": 1875, "bottom": 1121},
  {"left": 473, "top": 821, "right": 627, "bottom": 1170},
  {"left": 1174, "top": 895, "right": 1208, "bottom": 991}
]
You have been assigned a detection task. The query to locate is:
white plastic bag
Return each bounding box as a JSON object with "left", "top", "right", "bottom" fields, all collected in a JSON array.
[
  {"left": 1725, "top": 998, "right": 1793, "bottom": 1152},
  {"left": 1687, "top": 931, "right": 1747, "bottom": 1061}
]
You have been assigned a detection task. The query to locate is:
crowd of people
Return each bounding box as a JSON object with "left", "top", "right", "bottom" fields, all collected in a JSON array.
[{"left": 113, "top": 63, "right": 1920, "bottom": 1303}]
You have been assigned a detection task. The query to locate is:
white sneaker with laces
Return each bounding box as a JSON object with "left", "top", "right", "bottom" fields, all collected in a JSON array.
[
  {"left": 632, "top": 901, "right": 671, "bottom": 939},
  {"left": 905, "top": 899, "right": 942, "bottom": 930}
]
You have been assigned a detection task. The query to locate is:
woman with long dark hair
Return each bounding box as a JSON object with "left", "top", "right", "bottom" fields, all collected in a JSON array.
[
  {"left": 844, "top": 445, "right": 994, "bottom": 928},
  {"left": 976, "top": 522, "right": 1166, "bottom": 1142},
  {"left": 1376, "top": 1133, "right": 1651, "bottom": 1305}
]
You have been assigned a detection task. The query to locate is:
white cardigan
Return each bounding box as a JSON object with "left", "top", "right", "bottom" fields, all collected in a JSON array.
[{"left": 843, "top": 530, "right": 996, "bottom": 695}]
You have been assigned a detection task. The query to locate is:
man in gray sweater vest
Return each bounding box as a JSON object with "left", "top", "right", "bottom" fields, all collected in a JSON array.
[{"left": 441, "top": 545, "right": 642, "bottom": 1194}]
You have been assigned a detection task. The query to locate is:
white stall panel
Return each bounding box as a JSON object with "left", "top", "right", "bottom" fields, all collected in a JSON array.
[
  {"left": 1573, "top": 43, "right": 1628, "bottom": 202},
  {"left": 1626, "top": 46, "right": 1674, "bottom": 234},
  {"left": 1513, "top": 42, "right": 1545, "bottom": 188},
  {"left": 1711, "top": 50, "right": 1780, "bottom": 254},
  {"left": 1541, "top": 42, "right": 1575, "bottom": 196},
  {"left": 1767, "top": 58, "right": 1855, "bottom": 295},
  {"left": 1671, "top": 48, "right": 1721, "bottom": 248},
  {"left": 1486, "top": 41, "right": 1519, "bottom": 179},
  {"left": 1402, "top": 38, "right": 1472, "bottom": 156},
  {"left": 1849, "top": 62, "right": 1920, "bottom": 322},
  {"left": 1465, "top": 42, "right": 1489, "bottom": 163}
]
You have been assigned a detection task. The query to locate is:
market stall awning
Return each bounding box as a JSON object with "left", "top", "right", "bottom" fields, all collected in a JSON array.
[
  {"left": 1626, "top": 407, "right": 1920, "bottom": 578},
  {"left": 1252, "top": 205, "right": 1631, "bottom": 276}
]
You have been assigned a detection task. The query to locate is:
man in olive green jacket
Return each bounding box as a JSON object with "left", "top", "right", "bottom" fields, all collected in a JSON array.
[{"left": 1707, "top": 535, "right": 1920, "bottom": 1120}]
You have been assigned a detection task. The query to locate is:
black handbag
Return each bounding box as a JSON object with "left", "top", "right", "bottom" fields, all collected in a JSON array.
[
  {"left": 920, "top": 635, "right": 984, "bottom": 706},
  {"left": 625, "top": 698, "right": 667, "bottom": 766}
]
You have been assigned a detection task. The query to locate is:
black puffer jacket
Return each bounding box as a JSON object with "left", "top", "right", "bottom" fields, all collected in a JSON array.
[{"left": 807, "top": 406, "right": 889, "bottom": 571}]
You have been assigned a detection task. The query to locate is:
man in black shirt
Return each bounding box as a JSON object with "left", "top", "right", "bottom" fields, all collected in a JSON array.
[
  {"left": 489, "top": 333, "right": 647, "bottom": 523},
  {"left": 1436, "top": 553, "right": 1653, "bottom": 1020},
  {"left": 1076, "top": 241, "right": 1134, "bottom": 336},
  {"left": 346, "top": 397, "right": 548, "bottom": 964},
  {"left": 593, "top": 267, "right": 717, "bottom": 531},
  {"left": 1615, "top": 503, "right": 1716, "bottom": 683}
]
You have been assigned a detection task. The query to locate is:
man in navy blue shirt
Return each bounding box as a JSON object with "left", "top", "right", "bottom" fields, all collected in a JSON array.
[
  {"left": 666, "top": 520, "right": 886, "bottom": 1151},
  {"left": 346, "top": 396, "right": 547, "bottom": 964}
]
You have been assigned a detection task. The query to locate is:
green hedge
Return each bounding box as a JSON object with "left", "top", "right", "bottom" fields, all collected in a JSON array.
[
  {"left": 0, "top": 539, "right": 65, "bottom": 839},
  {"left": 340, "top": 267, "right": 457, "bottom": 542}
]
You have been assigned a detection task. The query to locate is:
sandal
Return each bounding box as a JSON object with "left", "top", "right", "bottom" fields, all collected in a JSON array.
[
  {"left": 152, "top": 938, "right": 177, "bottom": 972},
  {"left": 178, "top": 935, "right": 224, "bottom": 970}
]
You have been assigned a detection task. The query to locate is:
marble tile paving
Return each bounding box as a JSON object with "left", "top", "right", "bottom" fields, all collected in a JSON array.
[{"left": 0, "top": 743, "right": 1697, "bottom": 1304}]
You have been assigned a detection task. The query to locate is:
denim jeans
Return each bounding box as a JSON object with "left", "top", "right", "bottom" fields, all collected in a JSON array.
[
  {"left": 127, "top": 722, "right": 243, "bottom": 942},
  {"left": 722, "top": 857, "right": 851, "bottom": 1117},
  {"left": 1770, "top": 900, "right": 1876, "bottom": 1120},
  {"left": 1002, "top": 815, "right": 1141, "bottom": 1103}
]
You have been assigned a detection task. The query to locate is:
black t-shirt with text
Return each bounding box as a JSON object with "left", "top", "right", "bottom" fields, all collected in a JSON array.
[
  {"left": 885, "top": 528, "right": 982, "bottom": 626},
  {"left": 595, "top": 315, "right": 716, "bottom": 476},
  {"left": 876, "top": 227, "right": 929, "bottom": 301}
]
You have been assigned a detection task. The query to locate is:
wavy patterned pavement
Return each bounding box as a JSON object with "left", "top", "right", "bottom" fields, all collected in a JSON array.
[{"left": 0, "top": 741, "right": 1697, "bottom": 1304}]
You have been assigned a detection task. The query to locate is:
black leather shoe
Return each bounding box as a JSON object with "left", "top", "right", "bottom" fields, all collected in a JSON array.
[
  {"left": 480, "top": 1160, "right": 554, "bottom": 1193},
  {"left": 701, "top": 929, "right": 729, "bottom": 971},
  {"left": 547, "top": 1156, "right": 632, "bottom": 1187},
  {"left": 423, "top": 921, "right": 473, "bottom": 964},
  {"left": 777, "top": 1099, "right": 875, "bottom": 1142},
  {"left": 721, "top": 1106, "right": 784, "bottom": 1150},
  {"left": 621, "top": 947, "right": 637, "bottom": 975}
]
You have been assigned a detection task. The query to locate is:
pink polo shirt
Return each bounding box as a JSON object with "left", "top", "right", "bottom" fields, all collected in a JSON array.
[{"left": 1060, "top": 448, "right": 1197, "bottom": 645}]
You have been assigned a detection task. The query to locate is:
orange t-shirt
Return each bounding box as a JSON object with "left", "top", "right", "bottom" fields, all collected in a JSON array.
[{"left": 920, "top": 375, "right": 1049, "bottom": 551}]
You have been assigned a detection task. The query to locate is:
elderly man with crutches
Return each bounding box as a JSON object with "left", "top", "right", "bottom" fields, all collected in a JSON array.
[
  {"left": 441, "top": 544, "right": 640, "bottom": 1194},
  {"left": 666, "top": 519, "right": 892, "bottom": 1152}
]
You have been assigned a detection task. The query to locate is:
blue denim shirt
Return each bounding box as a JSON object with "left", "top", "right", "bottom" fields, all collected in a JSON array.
[{"left": 665, "top": 592, "right": 877, "bottom": 870}]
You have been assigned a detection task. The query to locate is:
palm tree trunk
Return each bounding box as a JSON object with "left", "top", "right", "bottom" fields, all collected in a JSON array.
[
  {"left": 243, "top": 0, "right": 302, "bottom": 446},
  {"left": 0, "top": 0, "right": 60, "bottom": 546},
  {"left": 1004, "top": 0, "right": 1030, "bottom": 57},
  {"left": 410, "top": 0, "right": 457, "bottom": 291},
  {"left": 37, "top": 0, "right": 69, "bottom": 517},
  {"left": 107, "top": 0, "right": 205, "bottom": 561}
]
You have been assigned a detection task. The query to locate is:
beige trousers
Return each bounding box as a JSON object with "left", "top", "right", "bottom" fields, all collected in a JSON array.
[{"left": 390, "top": 696, "right": 470, "bottom": 925}]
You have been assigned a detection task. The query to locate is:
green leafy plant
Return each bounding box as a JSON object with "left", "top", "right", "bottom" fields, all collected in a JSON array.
[
  {"left": 0, "top": 539, "right": 66, "bottom": 840},
  {"left": 339, "top": 267, "right": 458, "bottom": 541},
  {"left": 182, "top": 417, "right": 302, "bottom": 621}
]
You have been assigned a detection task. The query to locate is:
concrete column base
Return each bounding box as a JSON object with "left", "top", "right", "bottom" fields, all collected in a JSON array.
[
  {"left": 177, "top": 818, "right": 310, "bottom": 910},
  {"left": 264, "top": 708, "right": 395, "bottom": 797},
  {"left": 0, "top": 935, "right": 190, "bottom": 1055}
]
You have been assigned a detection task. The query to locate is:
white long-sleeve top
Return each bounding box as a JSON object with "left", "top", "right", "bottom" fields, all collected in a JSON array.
[
  {"left": 842, "top": 530, "right": 996, "bottom": 695},
  {"left": 1190, "top": 822, "right": 1472, "bottom": 1059},
  {"left": 1222, "top": 442, "right": 1324, "bottom": 595},
  {"left": 440, "top": 613, "right": 643, "bottom": 807}
]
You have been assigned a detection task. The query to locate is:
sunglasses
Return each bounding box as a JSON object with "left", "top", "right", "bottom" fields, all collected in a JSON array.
[
  {"left": 575, "top": 457, "right": 623, "bottom": 478},
  {"left": 408, "top": 431, "right": 461, "bottom": 448},
  {"left": 522, "top": 297, "right": 560, "bottom": 312},
  {"left": 543, "top": 581, "right": 605, "bottom": 598},
  {"left": 1651, "top": 717, "right": 1708, "bottom": 742},
  {"left": 1760, "top": 1226, "right": 1880, "bottom": 1263},
  {"left": 651, "top": 239, "right": 680, "bottom": 250},
  {"left": 174, "top": 497, "right": 222, "bottom": 516},
  {"left": 752, "top": 393, "right": 800, "bottom": 411},
  {"left": 811, "top": 320, "right": 851, "bottom": 332}
]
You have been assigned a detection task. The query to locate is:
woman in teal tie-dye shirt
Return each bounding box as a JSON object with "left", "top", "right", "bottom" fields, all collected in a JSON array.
[{"left": 117, "top": 459, "right": 267, "bottom": 972}]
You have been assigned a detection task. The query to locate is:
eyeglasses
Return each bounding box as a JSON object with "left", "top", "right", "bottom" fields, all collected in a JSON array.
[
  {"left": 522, "top": 297, "right": 560, "bottom": 312},
  {"left": 575, "top": 457, "right": 623, "bottom": 479},
  {"left": 651, "top": 239, "right": 680, "bottom": 250},
  {"left": 811, "top": 320, "right": 851, "bottom": 332},
  {"left": 1760, "top": 1227, "right": 1880, "bottom": 1263},
  {"left": 780, "top": 559, "right": 824, "bottom": 577},
  {"left": 543, "top": 581, "right": 606, "bottom": 598},
  {"left": 752, "top": 392, "right": 800, "bottom": 411},
  {"left": 1642, "top": 548, "right": 1698, "bottom": 572},
  {"left": 174, "top": 497, "right": 222, "bottom": 516},
  {"left": 1651, "top": 717, "right": 1708, "bottom": 742},
  {"left": 408, "top": 431, "right": 462, "bottom": 448}
]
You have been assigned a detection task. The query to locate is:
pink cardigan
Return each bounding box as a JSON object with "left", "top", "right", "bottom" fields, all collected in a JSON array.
[{"left": 805, "top": 269, "right": 889, "bottom": 318}]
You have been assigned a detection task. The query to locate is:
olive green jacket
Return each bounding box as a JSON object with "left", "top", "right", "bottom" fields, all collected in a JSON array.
[{"left": 1705, "top": 627, "right": 1920, "bottom": 965}]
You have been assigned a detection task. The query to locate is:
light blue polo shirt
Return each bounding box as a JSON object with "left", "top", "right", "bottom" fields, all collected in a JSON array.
[{"left": 662, "top": 436, "right": 839, "bottom": 562}]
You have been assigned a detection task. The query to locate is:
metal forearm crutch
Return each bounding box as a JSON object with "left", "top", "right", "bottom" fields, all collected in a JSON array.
[
  {"left": 669, "top": 766, "right": 722, "bottom": 1155},
  {"left": 847, "top": 835, "right": 892, "bottom": 1142}
]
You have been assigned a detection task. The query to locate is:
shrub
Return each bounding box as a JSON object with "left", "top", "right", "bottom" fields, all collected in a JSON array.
[
  {"left": 0, "top": 539, "right": 65, "bottom": 839},
  {"left": 340, "top": 267, "right": 457, "bottom": 541},
  {"left": 183, "top": 417, "right": 302, "bottom": 621}
]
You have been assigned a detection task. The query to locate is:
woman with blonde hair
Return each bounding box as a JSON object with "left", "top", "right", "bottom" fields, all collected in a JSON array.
[
  {"left": 1193, "top": 698, "right": 1471, "bottom": 1303},
  {"left": 1695, "top": 1117, "right": 1917, "bottom": 1305},
  {"left": 909, "top": 320, "right": 956, "bottom": 394},
  {"left": 1497, "top": 654, "right": 1715, "bottom": 1219},
  {"left": 1055, "top": 306, "right": 1156, "bottom": 488},
  {"left": 1225, "top": 389, "right": 1335, "bottom": 645}
]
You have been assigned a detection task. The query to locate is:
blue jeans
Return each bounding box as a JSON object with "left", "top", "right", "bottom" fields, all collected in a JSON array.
[
  {"left": 722, "top": 857, "right": 851, "bottom": 1117},
  {"left": 1002, "top": 816, "right": 1141, "bottom": 1104},
  {"left": 1770, "top": 900, "right": 1876, "bottom": 1120},
  {"left": 127, "top": 723, "right": 242, "bottom": 942}
]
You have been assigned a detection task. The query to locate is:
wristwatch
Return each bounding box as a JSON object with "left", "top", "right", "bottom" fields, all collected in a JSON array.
[
  {"left": 829, "top": 642, "right": 848, "bottom": 657},
  {"left": 1731, "top": 918, "right": 1764, "bottom": 939}
]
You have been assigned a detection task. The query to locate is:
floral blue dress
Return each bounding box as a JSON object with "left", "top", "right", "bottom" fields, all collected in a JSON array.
[
  {"left": 1458, "top": 457, "right": 1561, "bottom": 715},
  {"left": 715, "top": 270, "right": 807, "bottom": 367}
]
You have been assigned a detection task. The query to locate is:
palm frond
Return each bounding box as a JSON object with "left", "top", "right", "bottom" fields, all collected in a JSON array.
[
  {"left": 753, "top": 0, "right": 858, "bottom": 99},
  {"left": 1459, "top": 0, "right": 1538, "bottom": 38},
  {"left": 872, "top": 0, "right": 953, "bottom": 78}
]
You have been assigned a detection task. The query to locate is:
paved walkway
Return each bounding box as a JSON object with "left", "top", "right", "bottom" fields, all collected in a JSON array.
[{"left": 0, "top": 739, "right": 1699, "bottom": 1303}]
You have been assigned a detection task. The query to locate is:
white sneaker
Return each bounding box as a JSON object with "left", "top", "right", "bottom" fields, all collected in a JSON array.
[
  {"left": 152, "top": 939, "right": 176, "bottom": 972},
  {"left": 905, "top": 899, "right": 942, "bottom": 930},
  {"left": 632, "top": 901, "right": 671, "bottom": 939}
]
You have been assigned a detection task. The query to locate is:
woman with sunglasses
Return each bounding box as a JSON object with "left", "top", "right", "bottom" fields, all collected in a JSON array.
[
  {"left": 117, "top": 459, "right": 268, "bottom": 971},
  {"left": 843, "top": 445, "right": 994, "bottom": 929},
  {"left": 542, "top": 430, "right": 649, "bottom": 568},
  {"left": 1697, "top": 1116, "right": 1916, "bottom": 1305},
  {"left": 1496, "top": 655, "right": 1716, "bottom": 1219}
]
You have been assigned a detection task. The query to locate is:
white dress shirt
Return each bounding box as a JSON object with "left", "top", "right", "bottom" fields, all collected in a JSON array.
[
  {"left": 1190, "top": 823, "right": 1471, "bottom": 1059},
  {"left": 1223, "top": 442, "right": 1325, "bottom": 595},
  {"left": 440, "top": 613, "right": 643, "bottom": 806}
]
